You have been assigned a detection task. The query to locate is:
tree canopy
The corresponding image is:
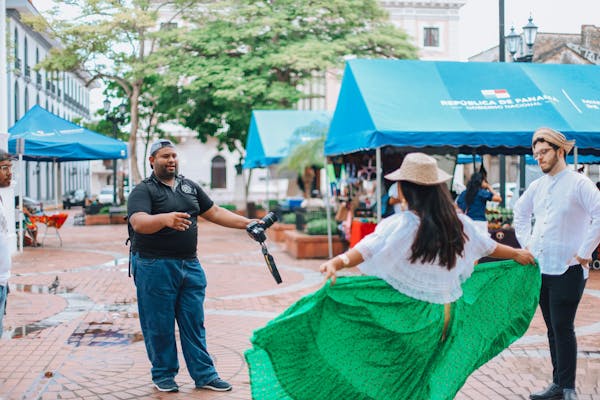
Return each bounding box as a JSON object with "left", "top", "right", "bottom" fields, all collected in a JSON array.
[
  {"left": 23, "top": 0, "right": 205, "bottom": 183},
  {"left": 159, "top": 0, "right": 417, "bottom": 156},
  {"left": 25, "top": 0, "right": 417, "bottom": 181}
]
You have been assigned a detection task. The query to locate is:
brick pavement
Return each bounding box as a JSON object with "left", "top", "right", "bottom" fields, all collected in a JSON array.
[{"left": 0, "top": 209, "right": 599, "bottom": 399}]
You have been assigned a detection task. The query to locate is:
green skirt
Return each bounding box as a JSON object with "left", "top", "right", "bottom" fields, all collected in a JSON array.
[{"left": 245, "top": 260, "right": 540, "bottom": 400}]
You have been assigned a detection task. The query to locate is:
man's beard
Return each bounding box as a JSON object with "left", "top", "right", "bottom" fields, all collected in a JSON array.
[
  {"left": 540, "top": 153, "right": 559, "bottom": 174},
  {"left": 155, "top": 165, "right": 177, "bottom": 180}
]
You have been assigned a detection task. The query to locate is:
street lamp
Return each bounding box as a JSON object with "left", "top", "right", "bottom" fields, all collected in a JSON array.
[
  {"left": 103, "top": 99, "right": 126, "bottom": 205},
  {"left": 504, "top": 15, "right": 538, "bottom": 197},
  {"left": 506, "top": 16, "right": 538, "bottom": 62}
]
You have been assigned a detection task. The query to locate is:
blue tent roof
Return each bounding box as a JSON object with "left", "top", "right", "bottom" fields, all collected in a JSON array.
[
  {"left": 244, "top": 110, "right": 331, "bottom": 169},
  {"left": 325, "top": 60, "right": 600, "bottom": 156},
  {"left": 8, "top": 105, "right": 128, "bottom": 161},
  {"left": 457, "top": 154, "right": 600, "bottom": 165}
]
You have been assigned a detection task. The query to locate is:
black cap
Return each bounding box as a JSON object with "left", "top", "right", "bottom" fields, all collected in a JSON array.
[{"left": 150, "top": 139, "right": 175, "bottom": 156}]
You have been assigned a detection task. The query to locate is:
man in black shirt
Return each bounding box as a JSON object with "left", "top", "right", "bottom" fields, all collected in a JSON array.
[{"left": 128, "top": 139, "right": 256, "bottom": 393}]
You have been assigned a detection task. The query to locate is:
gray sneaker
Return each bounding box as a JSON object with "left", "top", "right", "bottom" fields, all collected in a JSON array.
[
  {"left": 153, "top": 379, "right": 179, "bottom": 392},
  {"left": 199, "top": 378, "right": 233, "bottom": 392}
]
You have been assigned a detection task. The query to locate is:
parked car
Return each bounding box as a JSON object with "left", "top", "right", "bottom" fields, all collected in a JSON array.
[
  {"left": 97, "top": 187, "right": 115, "bottom": 204},
  {"left": 62, "top": 189, "right": 87, "bottom": 209}
]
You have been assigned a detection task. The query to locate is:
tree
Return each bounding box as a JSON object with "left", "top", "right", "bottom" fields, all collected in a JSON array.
[
  {"left": 160, "top": 0, "right": 417, "bottom": 158},
  {"left": 23, "top": 0, "right": 203, "bottom": 184}
]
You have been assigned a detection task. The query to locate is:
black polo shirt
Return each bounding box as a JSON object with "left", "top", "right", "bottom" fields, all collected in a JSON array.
[{"left": 127, "top": 174, "right": 213, "bottom": 259}]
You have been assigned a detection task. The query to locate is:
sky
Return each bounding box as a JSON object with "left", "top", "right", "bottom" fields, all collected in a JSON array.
[
  {"left": 31, "top": 0, "right": 600, "bottom": 110},
  {"left": 458, "top": 0, "right": 600, "bottom": 60}
]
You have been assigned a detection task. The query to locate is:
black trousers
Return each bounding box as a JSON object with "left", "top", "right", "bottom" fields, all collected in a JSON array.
[{"left": 539, "top": 265, "right": 586, "bottom": 389}]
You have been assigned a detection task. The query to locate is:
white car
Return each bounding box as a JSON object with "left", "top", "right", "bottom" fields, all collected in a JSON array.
[{"left": 97, "top": 187, "right": 114, "bottom": 204}]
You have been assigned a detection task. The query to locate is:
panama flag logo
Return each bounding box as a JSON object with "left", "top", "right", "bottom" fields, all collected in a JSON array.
[{"left": 481, "top": 89, "right": 510, "bottom": 99}]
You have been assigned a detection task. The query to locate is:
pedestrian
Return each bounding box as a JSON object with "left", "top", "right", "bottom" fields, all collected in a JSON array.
[
  {"left": 387, "top": 181, "right": 406, "bottom": 214},
  {"left": 246, "top": 152, "right": 538, "bottom": 400},
  {"left": 456, "top": 170, "right": 501, "bottom": 233},
  {"left": 514, "top": 127, "right": 600, "bottom": 400},
  {"left": 0, "top": 149, "right": 15, "bottom": 338},
  {"left": 128, "top": 139, "right": 258, "bottom": 393}
]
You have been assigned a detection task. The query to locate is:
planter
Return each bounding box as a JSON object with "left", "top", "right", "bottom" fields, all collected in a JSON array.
[
  {"left": 109, "top": 214, "right": 128, "bottom": 224},
  {"left": 85, "top": 213, "right": 128, "bottom": 225},
  {"left": 283, "top": 230, "right": 345, "bottom": 259},
  {"left": 267, "top": 223, "right": 296, "bottom": 243},
  {"left": 255, "top": 209, "right": 267, "bottom": 219},
  {"left": 85, "top": 214, "right": 110, "bottom": 225}
]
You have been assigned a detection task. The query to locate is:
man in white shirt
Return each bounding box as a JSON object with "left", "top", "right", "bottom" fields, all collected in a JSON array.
[
  {"left": 0, "top": 150, "right": 15, "bottom": 338},
  {"left": 514, "top": 128, "right": 600, "bottom": 400}
]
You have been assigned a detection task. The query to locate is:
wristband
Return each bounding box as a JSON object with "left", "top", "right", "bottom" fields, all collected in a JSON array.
[{"left": 339, "top": 253, "right": 350, "bottom": 267}]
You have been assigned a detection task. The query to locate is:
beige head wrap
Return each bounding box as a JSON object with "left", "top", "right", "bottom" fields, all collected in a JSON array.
[{"left": 532, "top": 127, "right": 575, "bottom": 154}]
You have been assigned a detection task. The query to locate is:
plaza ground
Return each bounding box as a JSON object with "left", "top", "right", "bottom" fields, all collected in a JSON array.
[{"left": 1, "top": 209, "right": 599, "bottom": 399}]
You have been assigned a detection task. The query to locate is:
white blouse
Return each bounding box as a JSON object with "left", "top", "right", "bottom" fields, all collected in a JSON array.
[{"left": 355, "top": 212, "right": 497, "bottom": 304}]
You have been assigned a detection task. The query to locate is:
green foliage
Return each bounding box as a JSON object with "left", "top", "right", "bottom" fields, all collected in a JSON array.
[
  {"left": 21, "top": 0, "right": 202, "bottom": 183},
  {"left": 281, "top": 213, "right": 296, "bottom": 224},
  {"left": 220, "top": 204, "right": 237, "bottom": 211},
  {"left": 98, "top": 205, "right": 111, "bottom": 215},
  {"left": 305, "top": 218, "right": 338, "bottom": 236},
  {"left": 160, "top": 0, "right": 417, "bottom": 153}
]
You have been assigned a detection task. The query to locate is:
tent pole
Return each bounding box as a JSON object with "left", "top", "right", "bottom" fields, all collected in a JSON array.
[
  {"left": 54, "top": 161, "right": 59, "bottom": 209},
  {"left": 324, "top": 155, "right": 333, "bottom": 258},
  {"left": 18, "top": 153, "right": 23, "bottom": 252},
  {"left": 376, "top": 147, "right": 382, "bottom": 222},
  {"left": 573, "top": 146, "right": 579, "bottom": 170},
  {"left": 265, "top": 167, "right": 270, "bottom": 209}
]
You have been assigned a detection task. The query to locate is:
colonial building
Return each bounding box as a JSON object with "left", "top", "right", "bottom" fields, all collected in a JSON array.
[{"left": 6, "top": 0, "right": 100, "bottom": 205}]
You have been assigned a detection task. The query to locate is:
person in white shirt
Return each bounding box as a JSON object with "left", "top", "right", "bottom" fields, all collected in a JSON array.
[
  {"left": 0, "top": 150, "right": 15, "bottom": 338},
  {"left": 514, "top": 128, "right": 600, "bottom": 400},
  {"left": 387, "top": 182, "right": 405, "bottom": 214}
]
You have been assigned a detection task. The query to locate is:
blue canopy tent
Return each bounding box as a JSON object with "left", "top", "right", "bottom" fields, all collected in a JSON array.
[
  {"left": 8, "top": 105, "right": 128, "bottom": 208},
  {"left": 244, "top": 110, "right": 331, "bottom": 169},
  {"left": 8, "top": 105, "right": 128, "bottom": 161},
  {"left": 457, "top": 154, "right": 600, "bottom": 165},
  {"left": 322, "top": 59, "right": 600, "bottom": 244},
  {"left": 325, "top": 59, "right": 600, "bottom": 157}
]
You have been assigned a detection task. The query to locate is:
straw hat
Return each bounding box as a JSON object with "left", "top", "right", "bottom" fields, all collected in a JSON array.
[
  {"left": 532, "top": 127, "right": 575, "bottom": 154},
  {"left": 384, "top": 153, "right": 452, "bottom": 185}
]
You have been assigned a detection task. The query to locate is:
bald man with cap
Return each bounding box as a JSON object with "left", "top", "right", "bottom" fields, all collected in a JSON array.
[{"left": 514, "top": 127, "right": 600, "bottom": 400}]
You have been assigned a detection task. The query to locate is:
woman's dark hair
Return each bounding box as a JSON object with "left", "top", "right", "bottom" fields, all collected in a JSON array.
[
  {"left": 399, "top": 180, "right": 467, "bottom": 270},
  {"left": 464, "top": 172, "right": 485, "bottom": 208}
]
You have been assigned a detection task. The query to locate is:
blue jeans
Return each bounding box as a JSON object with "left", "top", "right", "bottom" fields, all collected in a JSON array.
[
  {"left": 0, "top": 284, "right": 7, "bottom": 337},
  {"left": 132, "top": 254, "right": 218, "bottom": 386}
]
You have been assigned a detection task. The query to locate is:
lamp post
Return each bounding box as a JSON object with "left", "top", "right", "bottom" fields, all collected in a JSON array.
[
  {"left": 505, "top": 15, "right": 539, "bottom": 197},
  {"left": 506, "top": 16, "right": 539, "bottom": 63},
  {"left": 103, "top": 99, "right": 126, "bottom": 205}
]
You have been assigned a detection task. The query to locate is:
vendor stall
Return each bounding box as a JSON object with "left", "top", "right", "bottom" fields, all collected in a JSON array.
[{"left": 324, "top": 59, "right": 600, "bottom": 253}]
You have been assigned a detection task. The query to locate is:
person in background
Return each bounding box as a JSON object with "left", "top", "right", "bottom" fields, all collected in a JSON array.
[
  {"left": 0, "top": 150, "right": 15, "bottom": 338},
  {"left": 456, "top": 171, "right": 501, "bottom": 233},
  {"left": 514, "top": 127, "right": 600, "bottom": 400},
  {"left": 128, "top": 139, "right": 259, "bottom": 393},
  {"left": 387, "top": 181, "right": 406, "bottom": 214}
]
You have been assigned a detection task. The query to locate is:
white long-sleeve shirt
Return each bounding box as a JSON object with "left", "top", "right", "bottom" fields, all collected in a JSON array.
[
  {"left": 355, "top": 211, "right": 497, "bottom": 304},
  {"left": 513, "top": 168, "right": 600, "bottom": 279},
  {"left": 0, "top": 196, "right": 10, "bottom": 285}
]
